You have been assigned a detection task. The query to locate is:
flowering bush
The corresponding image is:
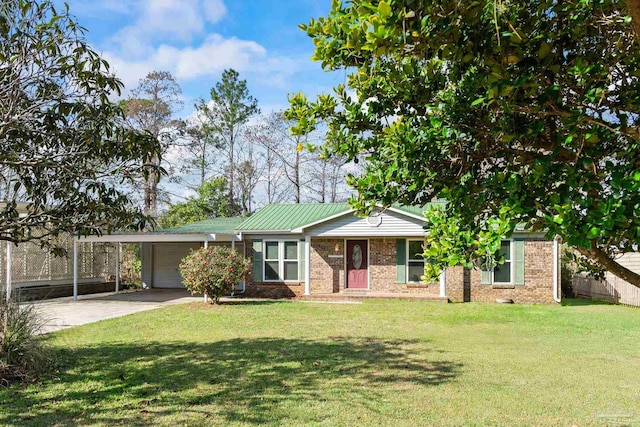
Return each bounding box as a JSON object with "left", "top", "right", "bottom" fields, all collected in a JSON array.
[{"left": 179, "top": 246, "right": 251, "bottom": 304}]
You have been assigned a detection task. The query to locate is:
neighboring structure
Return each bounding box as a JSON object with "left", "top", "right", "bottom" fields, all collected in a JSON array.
[
  {"left": 0, "top": 201, "right": 117, "bottom": 299},
  {"left": 81, "top": 203, "right": 562, "bottom": 304},
  {"left": 0, "top": 235, "right": 117, "bottom": 298},
  {"left": 573, "top": 253, "right": 640, "bottom": 307}
]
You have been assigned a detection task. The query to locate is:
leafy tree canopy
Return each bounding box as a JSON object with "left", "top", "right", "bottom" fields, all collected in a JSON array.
[
  {"left": 0, "top": 0, "right": 160, "bottom": 253},
  {"left": 287, "top": 0, "right": 640, "bottom": 286},
  {"left": 158, "top": 177, "right": 233, "bottom": 229}
]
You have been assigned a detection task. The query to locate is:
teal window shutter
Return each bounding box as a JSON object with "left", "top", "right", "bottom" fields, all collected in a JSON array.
[
  {"left": 396, "top": 239, "right": 406, "bottom": 283},
  {"left": 253, "top": 239, "right": 263, "bottom": 282},
  {"left": 299, "top": 239, "right": 306, "bottom": 282},
  {"left": 513, "top": 238, "right": 525, "bottom": 285}
]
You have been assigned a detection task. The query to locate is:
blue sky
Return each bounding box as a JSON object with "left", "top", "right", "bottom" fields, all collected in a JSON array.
[{"left": 57, "top": 0, "right": 343, "bottom": 117}]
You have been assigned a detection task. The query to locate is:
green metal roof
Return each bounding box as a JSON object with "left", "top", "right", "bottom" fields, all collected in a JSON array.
[
  {"left": 150, "top": 203, "right": 443, "bottom": 235},
  {"left": 154, "top": 216, "right": 244, "bottom": 234},
  {"left": 391, "top": 201, "right": 446, "bottom": 218},
  {"left": 236, "top": 203, "right": 352, "bottom": 232}
]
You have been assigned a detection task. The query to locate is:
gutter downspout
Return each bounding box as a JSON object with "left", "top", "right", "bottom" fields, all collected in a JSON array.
[
  {"left": 553, "top": 235, "right": 562, "bottom": 303},
  {"left": 439, "top": 269, "right": 446, "bottom": 299}
]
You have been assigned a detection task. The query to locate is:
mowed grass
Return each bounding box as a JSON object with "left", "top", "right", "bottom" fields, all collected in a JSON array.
[{"left": 1, "top": 299, "right": 640, "bottom": 426}]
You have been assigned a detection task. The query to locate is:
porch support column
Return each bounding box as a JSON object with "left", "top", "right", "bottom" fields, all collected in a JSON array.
[
  {"left": 304, "top": 235, "right": 311, "bottom": 296},
  {"left": 231, "top": 239, "right": 235, "bottom": 250},
  {"left": 5, "top": 241, "right": 12, "bottom": 302},
  {"left": 73, "top": 237, "right": 78, "bottom": 301},
  {"left": 439, "top": 269, "right": 446, "bottom": 298},
  {"left": 204, "top": 240, "right": 208, "bottom": 303},
  {"left": 115, "top": 243, "right": 121, "bottom": 294}
]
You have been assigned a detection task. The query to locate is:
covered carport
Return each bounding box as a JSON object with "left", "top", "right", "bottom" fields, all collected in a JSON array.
[{"left": 74, "top": 217, "right": 245, "bottom": 301}]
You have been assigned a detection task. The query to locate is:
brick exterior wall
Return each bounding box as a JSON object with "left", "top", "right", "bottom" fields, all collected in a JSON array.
[
  {"left": 242, "top": 236, "right": 556, "bottom": 303},
  {"left": 242, "top": 238, "right": 304, "bottom": 298},
  {"left": 310, "top": 238, "right": 344, "bottom": 293},
  {"left": 445, "top": 266, "right": 466, "bottom": 302},
  {"left": 368, "top": 238, "right": 441, "bottom": 295},
  {"left": 19, "top": 281, "right": 118, "bottom": 300},
  {"left": 445, "top": 240, "right": 556, "bottom": 304},
  {"left": 309, "top": 238, "right": 440, "bottom": 295}
]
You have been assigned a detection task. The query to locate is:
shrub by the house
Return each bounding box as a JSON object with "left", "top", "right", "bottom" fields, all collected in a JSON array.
[{"left": 179, "top": 247, "right": 251, "bottom": 304}]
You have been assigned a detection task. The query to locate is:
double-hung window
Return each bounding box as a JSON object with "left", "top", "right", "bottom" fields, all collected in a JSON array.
[
  {"left": 492, "top": 240, "right": 513, "bottom": 284},
  {"left": 264, "top": 240, "right": 299, "bottom": 282},
  {"left": 407, "top": 240, "right": 426, "bottom": 283}
]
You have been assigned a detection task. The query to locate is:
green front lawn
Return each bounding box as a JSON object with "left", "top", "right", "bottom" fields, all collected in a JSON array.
[{"left": 2, "top": 299, "right": 639, "bottom": 426}]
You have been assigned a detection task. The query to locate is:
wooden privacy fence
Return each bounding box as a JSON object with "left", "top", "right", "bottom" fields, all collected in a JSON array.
[{"left": 572, "top": 274, "right": 640, "bottom": 307}]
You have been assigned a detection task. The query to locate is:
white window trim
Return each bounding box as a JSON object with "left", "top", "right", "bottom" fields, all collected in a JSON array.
[
  {"left": 492, "top": 239, "right": 514, "bottom": 285},
  {"left": 406, "top": 239, "right": 426, "bottom": 284},
  {"left": 263, "top": 240, "right": 300, "bottom": 283}
]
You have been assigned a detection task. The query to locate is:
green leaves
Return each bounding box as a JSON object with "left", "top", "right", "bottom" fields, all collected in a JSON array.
[
  {"left": 378, "top": 1, "right": 392, "bottom": 19},
  {"left": 290, "top": 0, "right": 640, "bottom": 286},
  {"left": 0, "top": 0, "right": 161, "bottom": 251},
  {"left": 538, "top": 42, "right": 551, "bottom": 59},
  {"left": 179, "top": 246, "right": 251, "bottom": 304},
  {"left": 159, "top": 177, "right": 232, "bottom": 229}
]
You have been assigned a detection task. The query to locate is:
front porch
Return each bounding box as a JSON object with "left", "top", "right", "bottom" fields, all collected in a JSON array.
[{"left": 299, "top": 291, "right": 449, "bottom": 302}]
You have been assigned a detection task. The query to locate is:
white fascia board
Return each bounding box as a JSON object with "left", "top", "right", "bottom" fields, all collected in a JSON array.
[
  {"left": 80, "top": 233, "right": 211, "bottom": 243},
  {"left": 291, "top": 209, "right": 356, "bottom": 233},
  {"left": 241, "top": 232, "right": 305, "bottom": 240},
  {"left": 384, "top": 206, "right": 428, "bottom": 222},
  {"left": 237, "top": 230, "right": 291, "bottom": 240},
  {"left": 293, "top": 206, "right": 427, "bottom": 233},
  {"left": 208, "top": 233, "right": 243, "bottom": 242},
  {"left": 511, "top": 231, "right": 548, "bottom": 239},
  {"left": 308, "top": 230, "right": 427, "bottom": 238}
]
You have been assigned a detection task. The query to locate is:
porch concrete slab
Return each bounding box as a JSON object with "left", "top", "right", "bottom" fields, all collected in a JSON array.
[{"left": 30, "top": 289, "right": 202, "bottom": 334}]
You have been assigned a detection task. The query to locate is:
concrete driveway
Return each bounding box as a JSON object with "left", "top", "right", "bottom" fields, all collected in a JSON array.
[{"left": 31, "top": 289, "right": 202, "bottom": 334}]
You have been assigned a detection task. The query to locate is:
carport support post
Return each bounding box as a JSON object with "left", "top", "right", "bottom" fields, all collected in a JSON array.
[
  {"left": 203, "top": 240, "right": 208, "bottom": 303},
  {"left": 439, "top": 269, "right": 446, "bottom": 298},
  {"left": 5, "top": 241, "right": 12, "bottom": 302},
  {"left": 73, "top": 237, "right": 78, "bottom": 301},
  {"left": 115, "top": 243, "right": 121, "bottom": 294}
]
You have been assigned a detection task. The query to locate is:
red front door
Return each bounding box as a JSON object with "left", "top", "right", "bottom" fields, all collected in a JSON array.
[{"left": 346, "top": 240, "right": 368, "bottom": 289}]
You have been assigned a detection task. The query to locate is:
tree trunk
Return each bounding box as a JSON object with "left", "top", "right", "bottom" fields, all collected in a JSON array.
[
  {"left": 229, "top": 130, "right": 235, "bottom": 209},
  {"left": 577, "top": 245, "right": 640, "bottom": 288},
  {"left": 294, "top": 150, "right": 301, "bottom": 203},
  {"left": 144, "top": 170, "right": 152, "bottom": 215},
  {"left": 320, "top": 160, "right": 327, "bottom": 203},
  {"left": 200, "top": 144, "right": 206, "bottom": 187},
  {"left": 626, "top": 0, "right": 640, "bottom": 42},
  {"left": 267, "top": 154, "right": 273, "bottom": 204}
]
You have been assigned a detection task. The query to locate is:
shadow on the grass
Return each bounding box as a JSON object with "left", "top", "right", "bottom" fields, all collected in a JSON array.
[
  {"left": 561, "top": 297, "right": 615, "bottom": 307},
  {"left": 2, "top": 337, "right": 462, "bottom": 425}
]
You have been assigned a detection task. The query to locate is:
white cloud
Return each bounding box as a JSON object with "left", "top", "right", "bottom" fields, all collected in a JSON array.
[
  {"left": 203, "top": 0, "right": 227, "bottom": 23},
  {"left": 64, "top": 0, "right": 138, "bottom": 17},
  {"left": 108, "top": 0, "right": 228, "bottom": 57},
  {"left": 103, "top": 35, "right": 307, "bottom": 94}
]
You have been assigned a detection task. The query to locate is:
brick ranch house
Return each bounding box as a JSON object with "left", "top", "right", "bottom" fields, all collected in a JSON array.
[{"left": 80, "top": 203, "right": 562, "bottom": 304}]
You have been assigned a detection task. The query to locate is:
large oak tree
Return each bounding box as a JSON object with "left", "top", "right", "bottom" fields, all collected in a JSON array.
[
  {"left": 288, "top": 0, "right": 640, "bottom": 286},
  {"left": 0, "top": 0, "right": 160, "bottom": 253}
]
